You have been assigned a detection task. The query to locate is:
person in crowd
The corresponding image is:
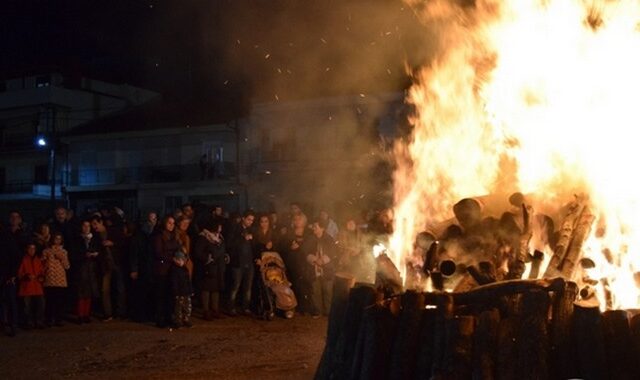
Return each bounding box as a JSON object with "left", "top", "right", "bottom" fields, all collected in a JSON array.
[
  {"left": 254, "top": 214, "right": 274, "bottom": 255},
  {"left": 152, "top": 216, "right": 181, "bottom": 328},
  {"left": 72, "top": 220, "right": 101, "bottom": 324},
  {"left": 169, "top": 250, "right": 193, "bottom": 328},
  {"left": 336, "top": 218, "right": 365, "bottom": 281},
  {"left": 369, "top": 208, "right": 394, "bottom": 235},
  {"left": 0, "top": 224, "right": 21, "bottom": 336},
  {"left": 286, "top": 202, "right": 303, "bottom": 229},
  {"left": 128, "top": 221, "right": 154, "bottom": 322},
  {"left": 304, "top": 219, "right": 338, "bottom": 317},
  {"left": 141, "top": 211, "right": 159, "bottom": 236},
  {"left": 18, "top": 243, "right": 45, "bottom": 329},
  {"left": 319, "top": 210, "right": 339, "bottom": 240},
  {"left": 211, "top": 205, "right": 225, "bottom": 225},
  {"left": 175, "top": 216, "right": 194, "bottom": 279},
  {"left": 227, "top": 210, "right": 256, "bottom": 316},
  {"left": 50, "top": 206, "right": 74, "bottom": 245},
  {"left": 33, "top": 223, "right": 51, "bottom": 257},
  {"left": 194, "top": 221, "right": 228, "bottom": 320},
  {"left": 42, "top": 232, "right": 70, "bottom": 326},
  {"left": 90, "top": 215, "right": 126, "bottom": 321},
  {"left": 282, "top": 213, "right": 313, "bottom": 314},
  {"left": 8, "top": 211, "right": 29, "bottom": 252}
]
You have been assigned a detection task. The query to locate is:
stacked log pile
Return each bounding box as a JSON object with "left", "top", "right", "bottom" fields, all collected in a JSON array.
[{"left": 315, "top": 195, "right": 640, "bottom": 379}]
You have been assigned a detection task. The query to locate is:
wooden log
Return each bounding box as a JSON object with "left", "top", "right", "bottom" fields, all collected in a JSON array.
[
  {"left": 315, "top": 272, "right": 356, "bottom": 380},
  {"left": 601, "top": 310, "right": 632, "bottom": 379},
  {"left": 413, "top": 308, "right": 438, "bottom": 380},
  {"left": 432, "top": 315, "right": 475, "bottom": 379},
  {"left": 527, "top": 250, "right": 544, "bottom": 279},
  {"left": 467, "top": 261, "right": 496, "bottom": 285},
  {"left": 549, "top": 281, "right": 578, "bottom": 380},
  {"left": 558, "top": 207, "right": 595, "bottom": 279},
  {"left": 350, "top": 304, "right": 397, "bottom": 380},
  {"left": 332, "top": 284, "right": 377, "bottom": 380},
  {"left": 507, "top": 204, "right": 532, "bottom": 280},
  {"left": 388, "top": 291, "right": 425, "bottom": 380},
  {"left": 544, "top": 199, "right": 586, "bottom": 278},
  {"left": 517, "top": 290, "right": 550, "bottom": 379},
  {"left": 570, "top": 304, "right": 606, "bottom": 379},
  {"left": 630, "top": 314, "right": 640, "bottom": 377},
  {"left": 472, "top": 308, "right": 500, "bottom": 380},
  {"left": 448, "top": 277, "right": 564, "bottom": 306}
]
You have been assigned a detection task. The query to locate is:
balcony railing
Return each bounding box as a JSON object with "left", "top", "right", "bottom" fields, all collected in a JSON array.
[{"left": 65, "top": 162, "right": 237, "bottom": 187}]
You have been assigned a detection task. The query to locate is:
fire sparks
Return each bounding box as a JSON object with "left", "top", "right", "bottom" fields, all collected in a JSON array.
[{"left": 391, "top": 0, "right": 640, "bottom": 309}]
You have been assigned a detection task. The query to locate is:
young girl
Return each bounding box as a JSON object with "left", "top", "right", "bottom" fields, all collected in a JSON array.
[
  {"left": 42, "top": 233, "right": 70, "bottom": 326},
  {"left": 18, "top": 243, "right": 45, "bottom": 329}
]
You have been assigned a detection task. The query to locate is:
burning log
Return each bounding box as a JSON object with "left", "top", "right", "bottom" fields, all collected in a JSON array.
[
  {"left": 527, "top": 250, "right": 545, "bottom": 279},
  {"left": 601, "top": 310, "right": 633, "bottom": 379},
  {"left": 387, "top": 291, "right": 425, "bottom": 379},
  {"left": 467, "top": 261, "right": 497, "bottom": 285},
  {"left": 375, "top": 253, "right": 403, "bottom": 295},
  {"left": 314, "top": 273, "right": 355, "bottom": 380},
  {"left": 544, "top": 198, "right": 595, "bottom": 279},
  {"left": 507, "top": 204, "right": 533, "bottom": 280}
]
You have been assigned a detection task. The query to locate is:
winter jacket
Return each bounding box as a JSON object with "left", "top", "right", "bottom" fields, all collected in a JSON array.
[
  {"left": 71, "top": 233, "right": 102, "bottom": 298},
  {"left": 227, "top": 224, "right": 255, "bottom": 268},
  {"left": 153, "top": 231, "right": 181, "bottom": 276},
  {"left": 302, "top": 233, "right": 338, "bottom": 280},
  {"left": 18, "top": 255, "right": 44, "bottom": 296},
  {"left": 42, "top": 246, "right": 70, "bottom": 287},
  {"left": 193, "top": 231, "right": 227, "bottom": 292}
]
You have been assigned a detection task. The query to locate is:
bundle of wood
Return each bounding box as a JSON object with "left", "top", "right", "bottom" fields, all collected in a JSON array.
[{"left": 315, "top": 277, "right": 640, "bottom": 380}]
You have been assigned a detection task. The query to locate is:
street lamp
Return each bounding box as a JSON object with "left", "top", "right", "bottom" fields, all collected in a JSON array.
[
  {"left": 36, "top": 136, "right": 48, "bottom": 147},
  {"left": 35, "top": 135, "right": 56, "bottom": 210}
]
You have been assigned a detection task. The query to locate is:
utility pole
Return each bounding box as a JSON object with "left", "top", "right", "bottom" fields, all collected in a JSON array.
[{"left": 49, "top": 106, "right": 57, "bottom": 212}]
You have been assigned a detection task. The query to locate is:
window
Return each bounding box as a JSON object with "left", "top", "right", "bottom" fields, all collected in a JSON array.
[{"left": 36, "top": 75, "right": 51, "bottom": 88}]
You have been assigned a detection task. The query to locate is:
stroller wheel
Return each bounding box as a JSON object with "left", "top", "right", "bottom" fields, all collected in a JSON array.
[
  {"left": 266, "top": 312, "right": 275, "bottom": 321},
  {"left": 285, "top": 310, "right": 294, "bottom": 319}
]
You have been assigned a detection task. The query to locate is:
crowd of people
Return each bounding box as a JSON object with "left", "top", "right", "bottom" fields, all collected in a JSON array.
[{"left": 0, "top": 202, "right": 391, "bottom": 337}]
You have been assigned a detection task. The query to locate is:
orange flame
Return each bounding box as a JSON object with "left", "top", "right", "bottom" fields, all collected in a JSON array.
[{"left": 393, "top": 0, "right": 640, "bottom": 308}]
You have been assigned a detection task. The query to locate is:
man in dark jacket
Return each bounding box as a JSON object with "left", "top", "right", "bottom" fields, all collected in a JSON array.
[
  {"left": 193, "top": 221, "right": 228, "bottom": 320},
  {"left": 0, "top": 225, "right": 21, "bottom": 336},
  {"left": 227, "top": 210, "right": 255, "bottom": 316},
  {"left": 303, "top": 219, "right": 338, "bottom": 317},
  {"left": 128, "top": 222, "right": 154, "bottom": 322}
]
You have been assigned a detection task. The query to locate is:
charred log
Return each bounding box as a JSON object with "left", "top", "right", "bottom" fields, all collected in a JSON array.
[
  {"left": 601, "top": 310, "right": 633, "bottom": 380},
  {"left": 570, "top": 304, "right": 606, "bottom": 380},
  {"left": 388, "top": 291, "right": 425, "bottom": 380},
  {"left": 472, "top": 308, "right": 500, "bottom": 380}
]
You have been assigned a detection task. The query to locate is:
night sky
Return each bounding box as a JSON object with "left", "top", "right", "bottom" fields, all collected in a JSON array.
[{"left": 1, "top": 0, "right": 427, "bottom": 119}]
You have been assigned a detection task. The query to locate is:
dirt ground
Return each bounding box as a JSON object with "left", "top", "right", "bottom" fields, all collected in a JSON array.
[{"left": 0, "top": 315, "right": 327, "bottom": 379}]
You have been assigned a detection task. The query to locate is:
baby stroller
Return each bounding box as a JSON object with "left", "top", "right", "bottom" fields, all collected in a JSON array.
[{"left": 256, "top": 251, "right": 297, "bottom": 320}]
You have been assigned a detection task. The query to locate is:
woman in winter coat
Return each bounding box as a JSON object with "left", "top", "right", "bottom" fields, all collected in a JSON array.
[
  {"left": 193, "top": 221, "right": 228, "bottom": 320},
  {"left": 175, "top": 216, "right": 194, "bottom": 279},
  {"left": 42, "top": 232, "right": 70, "bottom": 326},
  {"left": 152, "top": 216, "right": 181, "bottom": 327},
  {"left": 18, "top": 243, "right": 45, "bottom": 328},
  {"left": 72, "top": 220, "right": 102, "bottom": 323}
]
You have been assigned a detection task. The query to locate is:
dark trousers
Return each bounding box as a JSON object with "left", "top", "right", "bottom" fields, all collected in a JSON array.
[
  {"left": 23, "top": 295, "right": 45, "bottom": 326},
  {"left": 44, "top": 287, "right": 66, "bottom": 323},
  {"left": 101, "top": 266, "right": 127, "bottom": 318},
  {"left": 201, "top": 291, "right": 220, "bottom": 313},
  {"left": 229, "top": 266, "right": 254, "bottom": 311},
  {"left": 1, "top": 282, "right": 18, "bottom": 329},
  {"left": 130, "top": 278, "right": 154, "bottom": 322},
  {"left": 154, "top": 275, "right": 171, "bottom": 326},
  {"left": 310, "top": 276, "right": 333, "bottom": 315}
]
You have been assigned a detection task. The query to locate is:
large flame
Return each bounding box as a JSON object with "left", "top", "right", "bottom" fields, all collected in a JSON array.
[{"left": 392, "top": 0, "right": 640, "bottom": 309}]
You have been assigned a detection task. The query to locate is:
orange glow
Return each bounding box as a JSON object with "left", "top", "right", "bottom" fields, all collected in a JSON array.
[{"left": 392, "top": 0, "right": 640, "bottom": 309}]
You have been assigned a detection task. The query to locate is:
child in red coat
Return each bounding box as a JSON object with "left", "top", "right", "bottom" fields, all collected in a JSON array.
[{"left": 18, "top": 243, "right": 45, "bottom": 328}]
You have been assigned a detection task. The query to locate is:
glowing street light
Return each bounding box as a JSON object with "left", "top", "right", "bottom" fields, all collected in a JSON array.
[{"left": 36, "top": 137, "right": 48, "bottom": 147}]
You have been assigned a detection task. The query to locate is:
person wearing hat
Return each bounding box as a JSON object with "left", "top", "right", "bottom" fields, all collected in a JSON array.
[{"left": 169, "top": 250, "right": 193, "bottom": 328}]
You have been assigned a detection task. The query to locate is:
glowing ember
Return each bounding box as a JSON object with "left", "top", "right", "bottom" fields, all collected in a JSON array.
[{"left": 391, "top": 0, "right": 640, "bottom": 309}]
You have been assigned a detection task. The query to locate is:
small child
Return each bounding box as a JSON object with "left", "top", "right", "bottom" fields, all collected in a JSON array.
[
  {"left": 169, "top": 251, "right": 193, "bottom": 328},
  {"left": 18, "top": 243, "right": 45, "bottom": 329}
]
